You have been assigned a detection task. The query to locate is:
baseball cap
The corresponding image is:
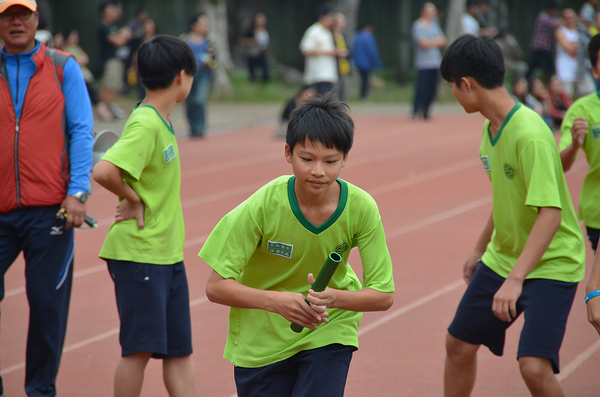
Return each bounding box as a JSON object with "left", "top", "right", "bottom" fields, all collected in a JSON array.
[{"left": 0, "top": 0, "right": 37, "bottom": 14}]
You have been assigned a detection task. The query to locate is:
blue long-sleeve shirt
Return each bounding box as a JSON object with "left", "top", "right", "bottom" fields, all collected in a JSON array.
[
  {"left": 352, "top": 30, "right": 383, "bottom": 71},
  {"left": 3, "top": 41, "right": 94, "bottom": 195}
]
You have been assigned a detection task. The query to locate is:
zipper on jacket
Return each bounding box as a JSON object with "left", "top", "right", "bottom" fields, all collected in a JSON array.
[{"left": 15, "top": 121, "right": 21, "bottom": 208}]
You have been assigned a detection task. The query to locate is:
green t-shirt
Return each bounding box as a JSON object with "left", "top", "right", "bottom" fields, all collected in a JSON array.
[
  {"left": 480, "top": 103, "right": 585, "bottom": 282},
  {"left": 199, "top": 175, "right": 395, "bottom": 368},
  {"left": 99, "top": 105, "right": 185, "bottom": 265},
  {"left": 559, "top": 92, "right": 600, "bottom": 229}
]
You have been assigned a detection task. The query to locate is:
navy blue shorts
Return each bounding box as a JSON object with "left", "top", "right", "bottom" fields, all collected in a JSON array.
[
  {"left": 448, "top": 262, "right": 577, "bottom": 373},
  {"left": 586, "top": 227, "right": 600, "bottom": 252},
  {"left": 107, "top": 260, "right": 193, "bottom": 358},
  {"left": 234, "top": 344, "right": 356, "bottom": 397}
]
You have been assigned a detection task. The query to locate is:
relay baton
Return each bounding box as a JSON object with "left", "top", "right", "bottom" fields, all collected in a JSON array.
[{"left": 290, "top": 251, "right": 342, "bottom": 333}]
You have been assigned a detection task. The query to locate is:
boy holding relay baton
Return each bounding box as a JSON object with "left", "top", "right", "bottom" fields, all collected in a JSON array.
[{"left": 199, "top": 93, "right": 395, "bottom": 397}]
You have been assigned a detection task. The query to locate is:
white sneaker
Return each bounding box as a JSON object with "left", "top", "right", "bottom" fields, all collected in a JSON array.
[{"left": 109, "top": 103, "right": 128, "bottom": 119}]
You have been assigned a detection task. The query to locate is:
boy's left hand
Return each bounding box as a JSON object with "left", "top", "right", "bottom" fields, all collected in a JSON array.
[
  {"left": 115, "top": 198, "right": 145, "bottom": 230},
  {"left": 492, "top": 278, "right": 522, "bottom": 322},
  {"left": 306, "top": 273, "right": 334, "bottom": 316}
]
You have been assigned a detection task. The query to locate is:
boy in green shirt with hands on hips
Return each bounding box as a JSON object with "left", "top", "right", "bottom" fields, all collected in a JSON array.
[
  {"left": 92, "top": 35, "right": 197, "bottom": 397},
  {"left": 441, "top": 34, "right": 585, "bottom": 397},
  {"left": 199, "top": 93, "right": 395, "bottom": 397}
]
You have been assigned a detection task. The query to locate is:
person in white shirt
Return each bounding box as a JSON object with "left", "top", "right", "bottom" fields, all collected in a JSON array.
[{"left": 299, "top": 4, "right": 346, "bottom": 95}]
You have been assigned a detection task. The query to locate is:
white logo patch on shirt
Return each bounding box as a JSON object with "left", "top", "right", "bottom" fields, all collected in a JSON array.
[
  {"left": 163, "top": 144, "right": 176, "bottom": 163},
  {"left": 591, "top": 125, "right": 600, "bottom": 139},
  {"left": 267, "top": 240, "right": 293, "bottom": 259},
  {"left": 481, "top": 155, "right": 491, "bottom": 171}
]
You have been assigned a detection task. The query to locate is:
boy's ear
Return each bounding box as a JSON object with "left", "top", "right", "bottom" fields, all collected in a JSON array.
[
  {"left": 175, "top": 70, "right": 186, "bottom": 85},
  {"left": 592, "top": 66, "right": 600, "bottom": 80},
  {"left": 461, "top": 77, "right": 473, "bottom": 91}
]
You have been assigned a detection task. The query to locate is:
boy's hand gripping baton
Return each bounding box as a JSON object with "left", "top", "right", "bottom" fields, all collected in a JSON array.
[{"left": 290, "top": 252, "right": 342, "bottom": 333}]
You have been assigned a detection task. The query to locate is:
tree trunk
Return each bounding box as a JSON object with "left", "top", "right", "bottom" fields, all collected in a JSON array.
[
  {"left": 198, "top": 0, "right": 233, "bottom": 98},
  {"left": 445, "top": 0, "right": 467, "bottom": 44},
  {"left": 333, "top": 0, "right": 361, "bottom": 37}
]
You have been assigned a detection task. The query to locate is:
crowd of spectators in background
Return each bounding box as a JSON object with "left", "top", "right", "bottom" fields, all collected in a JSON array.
[{"left": 22, "top": 0, "right": 600, "bottom": 134}]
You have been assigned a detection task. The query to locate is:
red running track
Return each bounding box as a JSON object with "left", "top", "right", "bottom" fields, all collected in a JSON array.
[{"left": 1, "top": 109, "right": 599, "bottom": 396}]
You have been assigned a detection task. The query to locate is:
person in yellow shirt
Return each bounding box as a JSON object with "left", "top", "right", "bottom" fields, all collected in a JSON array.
[{"left": 332, "top": 12, "right": 351, "bottom": 101}]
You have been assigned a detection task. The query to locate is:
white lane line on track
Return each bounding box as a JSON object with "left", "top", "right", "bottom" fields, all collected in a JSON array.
[
  {"left": 358, "top": 279, "right": 465, "bottom": 337},
  {"left": 557, "top": 339, "right": 600, "bottom": 382}
]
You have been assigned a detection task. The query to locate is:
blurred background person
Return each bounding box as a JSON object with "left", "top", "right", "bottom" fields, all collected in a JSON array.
[
  {"left": 353, "top": 21, "right": 382, "bottom": 99},
  {"left": 125, "top": 7, "right": 149, "bottom": 98},
  {"left": 548, "top": 74, "right": 573, "bottom": 128},
  {"left": 580, "top": 0, "right": 599, "bottom": 30},
  {"left": 555, "top": 8, "right": 594, "bottom": 99},
  {"left": 300, "top": 4, "right": 340, "bottom": 95},
  {"left": 183, "top": 12, "right": 216, "bottom": 138},
  {"left": 65, "top": 29, "right": 113, "bottom": 121},
  {"left": 98, "top": 1, "right": 131, "bottom": 119},
  {"left": 527, "top": 1, "right": 560, "bottom": 81},
  {"left": 240, "top": 12, "right": 270, "bottom": 83},
  {"left": 411, "top": 2, "right": 446, "bottom": 120},
  {"left": 529, "top": 77, "right": 554, "bottom": 127},
  {"left": 495, "top": 29, "right": 528, "bottom": 78},
  {"left": 332, "top": 11, "right": 351, "bottom": 102},
  {"left": 511, "top": 75, "right": 543, "bottom": 115}
]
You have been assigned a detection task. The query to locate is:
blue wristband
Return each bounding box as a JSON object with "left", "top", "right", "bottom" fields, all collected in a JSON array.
[{"left": 584, "top": 290, "right": 600, "bottom": 304}]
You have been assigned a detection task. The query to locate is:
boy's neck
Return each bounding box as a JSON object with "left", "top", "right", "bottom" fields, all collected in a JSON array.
[
  {"left": 141, "top": 90, "right": 177, "bottom": 123},
  {"left": 479, "top": 87, "right": 517, "bottom": 139},
  {"left": 294, "top": 179, "right": 341, "bottom": 226}
]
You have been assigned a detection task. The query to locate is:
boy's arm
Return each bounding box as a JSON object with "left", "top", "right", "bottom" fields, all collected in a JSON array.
[
  {"left": 560, "top": 117, "right": 588, "bottom": 172},
  {"left": 464, "top": 210, "right": 495, "bottom": 284},
  {"left": 206, "top": 270, "right": 328, "bottom": 329},
  {"left": 492, "top": 206, "right": 561, "bottom": 322},
  {"left": 92, "top": 160, "right": 145, "bottom": 229},
  {"left": 586, "top": 251, "right": 600, "bottom": 335}
]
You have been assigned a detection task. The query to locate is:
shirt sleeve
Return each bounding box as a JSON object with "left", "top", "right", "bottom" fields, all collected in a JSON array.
[
  {"left": 199, "top": 200, "right": 262, "bottom": 280},
  {"left": 63, "top": 57, "right": 94, "bottom": 195},
  {"left": 519, "top": 140, "right": 562, "bottom": 209},
  {"left": 101, "top": 114, "right": 156, "bottom": 181}
]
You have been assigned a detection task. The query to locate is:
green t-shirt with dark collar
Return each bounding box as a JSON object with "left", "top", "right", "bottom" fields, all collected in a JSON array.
[
  {"left": 559, "top": 91, "right": 600, "bottom": 229},
  {"left": 99, "top": 104, "right": 185, "bottom": 265},
  {"left": 199, "top": 175, "right": 395, "bottom": 368},
  {"left": 480, "top": 103, "right": 585, "bottom": 282}
]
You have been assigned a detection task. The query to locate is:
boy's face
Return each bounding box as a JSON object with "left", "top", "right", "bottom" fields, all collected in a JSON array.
[
  {"left": 285, "top": 139, "right": 346, "bottom": 198},
  {"left": 450, "top": 79, "right": 479, "bottom": 114}
]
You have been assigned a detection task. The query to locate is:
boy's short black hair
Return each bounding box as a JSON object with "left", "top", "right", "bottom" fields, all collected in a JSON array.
[
  {"left": 286, "top": 92, "right": 353, "bottom": 156},
  {"left": 137, "top": 35, "right": 196, "bottom": 90},
  {"left": 589, "top": 34, "right": 600, "bottom": 69},
  {"left": 99, "top": 1, "right": 118, "bottom": 14},
  {"left": 440, "top": 34, "right": 505, "bottom": 89}
]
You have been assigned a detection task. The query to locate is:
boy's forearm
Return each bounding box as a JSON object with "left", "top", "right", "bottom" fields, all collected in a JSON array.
[
  {"left": 330, "top": 288, "right": 394, "bottom": 312},
  {"left": 560, "top": 145, "right": 578, "bottom": 172},
  {"left": 473, "top": 211, "right": 495, "bottom": 256},
  {"left": 508, "top": 206, "right": 561, "bottom": 282},
  {"left": 206, "top": 270, "right": 278, "bottom": 311}
]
